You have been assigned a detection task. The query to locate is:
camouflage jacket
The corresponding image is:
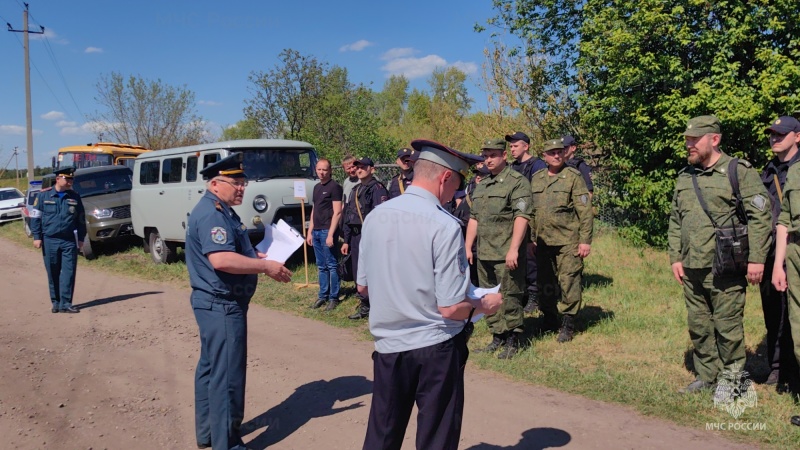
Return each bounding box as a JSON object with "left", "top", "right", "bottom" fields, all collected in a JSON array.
[
  {"left": 778, "top": 162, "right": 800, "bottom": 234},
  {"left": 470, "top": 165, "right": 531, "bottom": 260},
  {"left": 668, "top": 152, "right": 772, "bottom": 268},
  {"left": 530, "top": 166, "right": 593, "bottom": 246}
]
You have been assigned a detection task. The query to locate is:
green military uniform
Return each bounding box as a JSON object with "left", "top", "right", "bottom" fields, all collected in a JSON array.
[
  {"left": 471, "top": 162, "right": 531, "bottom": 337},
  {"left": 777, "top": 163, "right": 800, "bottom": 370},
  {"left": 668, "top": 146, "right": 771, "bottom": 384},
  {"left": 530, "top": 157, "right": 593, "bottom": 322}
]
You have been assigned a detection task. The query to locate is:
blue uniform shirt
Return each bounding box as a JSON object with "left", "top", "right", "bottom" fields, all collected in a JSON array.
[
  {"left": 186, "top": 191, "right": 258, "bottom": 305},
  {"left": 30, "top": 188, "right": 86, "bottom": 242}
]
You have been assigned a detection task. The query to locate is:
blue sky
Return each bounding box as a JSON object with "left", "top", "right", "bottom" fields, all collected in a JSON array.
[{"left": 0, "top": 0, "right": 501, "bottom": 169}]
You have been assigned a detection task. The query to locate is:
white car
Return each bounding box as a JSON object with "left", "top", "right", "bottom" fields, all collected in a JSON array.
[{"left": 0, "top": 187, "right": 24, "bottom": 224}]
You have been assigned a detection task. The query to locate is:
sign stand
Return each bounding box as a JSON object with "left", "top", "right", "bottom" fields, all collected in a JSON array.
[{"left": 293, "top": 181, "right": 317, "bottom": 289}]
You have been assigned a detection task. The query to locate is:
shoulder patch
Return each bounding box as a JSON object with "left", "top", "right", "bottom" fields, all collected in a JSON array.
[
  {"left": 458, "top": 247, "right": 468, "bottom": 274},
  {"left": 738, "top": 159, "right": 753, "bottom": 168},
  {"left": 515, "top": 198, "right": 528, "bottom": 212},
  {"left": 210, "top": 227, "right": 228, "bottom": 244},
  {"left": 751, "top": 194, "right": 766, "bottom": 212},
  {"left": 580, "top": 194, "right": 589, "bottom": 205}
]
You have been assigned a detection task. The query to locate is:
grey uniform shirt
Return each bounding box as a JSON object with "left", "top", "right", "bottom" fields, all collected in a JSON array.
[{"left": 358, "top": 186, "right": 470, "bottom": 354}]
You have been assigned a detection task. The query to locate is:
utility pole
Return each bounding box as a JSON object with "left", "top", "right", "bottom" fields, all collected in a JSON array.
[
  {"left": 14, "top": 147, "right": 20, "bottom": 189},
  {"left": 7, "top": 3, "right": 45, "bottom": 182}
]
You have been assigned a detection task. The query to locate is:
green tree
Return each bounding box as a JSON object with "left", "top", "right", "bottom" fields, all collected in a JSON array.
[
  {"left": 483, "top": 0, "right": 800, "bottom": 245},
  {"left": 374, "top": 75, "right": 409, "bottom": 126},
  {"left": 221, "top": 118, "right": 264, "bottom": 141},
  {"left": 91, "top": 72, "right": 208, "bottom": 150}
]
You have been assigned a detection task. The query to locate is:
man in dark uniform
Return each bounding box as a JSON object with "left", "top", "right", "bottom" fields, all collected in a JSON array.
[
  {"left": 342, "top": 157, "right": 388, "bottom": 320},
  {"left": 506, "top": 131, "right": 547, "bottom": 315},
  {"left": 760, "top": 116, "right": 800, "bottom": 390},
  {"left": 30, "top": 166, "right": 86, "bottom": 314},
  {"left": 186, "top": 153, "right": 292, "bottom": 450},
  {"left": 562, "top": 135, "right": 594, "bottom": 198},
  {"left": 388, "top": 147, "right": 416, "bottom": 199}
]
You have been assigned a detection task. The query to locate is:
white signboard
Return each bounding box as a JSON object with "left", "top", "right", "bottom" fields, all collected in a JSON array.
[{"left": 293, "top": 180, "right": 306, "bottom": 199}]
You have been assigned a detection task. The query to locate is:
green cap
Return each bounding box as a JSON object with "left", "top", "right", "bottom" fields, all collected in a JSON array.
[
  {"left": 683, "top": 115, "right": 721, "bottom": 137},
  {"left": 543, "top": 139, "right": 564, "bottom": 152},
  {"left": 481, "top": 138, "right": 506, "bottom": 151}
]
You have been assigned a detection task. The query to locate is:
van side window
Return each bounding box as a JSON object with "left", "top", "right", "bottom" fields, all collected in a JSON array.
[
  {"left": 203, "top": 153, "right": 220, "bottom": 170},
  {"left": 140, "top": 161, "right": 160, "bottom": 185},
  {"left": 162, "top": 157, "right": 183, "bottom": 183},
  {"left": 186, "top": 156, "right": 198, "bottom": 182}
]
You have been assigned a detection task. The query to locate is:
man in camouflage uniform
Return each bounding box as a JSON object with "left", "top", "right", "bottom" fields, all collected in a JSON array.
[
  {"left": 668, "top": 115, "right": 772, "bottom": 394},
  {"left": 465, "top": 138, "right": 531, "bottom": 359},
  {"left": 530, "top": 139, "right": 593, "bottom": 343}
]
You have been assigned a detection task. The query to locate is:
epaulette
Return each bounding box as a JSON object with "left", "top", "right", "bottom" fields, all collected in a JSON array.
[
  {"left": 737, "top": 159, "right": 753, "bottom": 168},
  {"left": 564, "top": 166, "right": 581, "bottom": 177},
  {"left": 41, "top": 187, "right": 53, "bottom": 192},
  {"left": 436, "top": 204, "right": 463, "bottom": 225}
]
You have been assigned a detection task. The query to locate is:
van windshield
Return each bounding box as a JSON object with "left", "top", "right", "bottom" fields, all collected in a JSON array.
[
  {"left": 73, "top": 170, "right": 133, "bottom": 198},
  {"left": 240, "top": 148, "right": 318, "bottom": 181}
]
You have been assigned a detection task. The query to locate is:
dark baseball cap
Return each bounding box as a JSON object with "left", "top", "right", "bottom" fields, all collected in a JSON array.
[
  {"left": 354, "top": 157, "right": 375, "bottom": 167},
  {"left": 396, "top": 147, "right": 414, "bottom": 159},
  {"left": 765, "top": 116, "right": 800, "bottom": 135},
  {"left": 504, "top": 131, "right": 530, "bottom": 144},
  {"left": 561, "top": 135, "right": 577, "bottom": 147}
]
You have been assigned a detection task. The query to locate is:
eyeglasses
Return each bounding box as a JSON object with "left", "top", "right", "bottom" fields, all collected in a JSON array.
[{"left": 217, "top": 178, "right": 248, "bottom": 189}]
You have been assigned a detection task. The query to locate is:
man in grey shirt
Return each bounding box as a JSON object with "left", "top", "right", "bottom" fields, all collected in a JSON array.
[{"left": 357, "top": 139, "right": 503, "bottom": 450}]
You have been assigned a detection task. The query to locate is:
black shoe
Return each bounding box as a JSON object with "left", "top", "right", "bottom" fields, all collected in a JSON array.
[
  {"left": 475, "top": 334, "right": 504, "bottom": 353},
  {"left": 765, "top": 369, "right": 779, "bottom": 386},
  {"left": 325, "top": 299, "right": 340, "bottom": 311},
  {"left": 311, "top": 298, "right": 327, "bottom": 309},
  {"left": 791, "top": 415, "right": 800, "bottom": 426},
  {"left": 197, "top": 443, "right": 211, "bottom": 449},
  {"left": 541, "top": 314, "right": 559, "bottom": 333},
  {"left": 523, "top": 292, "right": 539, "bottom": 314},
  {"left": 348, "top": 305, "right": 369, "bottom": 320},
  {"left": 679, "top": 378, "right": 714, "bottom": 394},
  {"left": 60, "top": 306, "right": 80, "bottom": 314},
  {"left": 497, "top": 333, "right": 520, "bottom": 360},
  {"left": 51, "top": 307, "right": 59, "bottom": 313},
  {"left": 556, "top": 315, "right": 575, "bottom": 343}
]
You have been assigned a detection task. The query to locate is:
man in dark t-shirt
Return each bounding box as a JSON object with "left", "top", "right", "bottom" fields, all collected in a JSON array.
[{"left": 307, "top": 158, "right": 344, "bottom": 310}]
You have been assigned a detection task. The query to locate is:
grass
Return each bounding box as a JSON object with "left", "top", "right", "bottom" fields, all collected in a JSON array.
[{"left": 2, "top": 219, "right": 798, "bottom": 448}]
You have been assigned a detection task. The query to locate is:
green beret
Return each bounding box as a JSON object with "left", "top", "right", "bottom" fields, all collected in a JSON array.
[
  {"left": 684, "top": 115, "right": 721, "bottom": 137},
  {"left": 481, "top": 138, "right": 506, "bottom": 151},
  {"left": 543, "top": 139, "right": 564, "bottom": 152}
]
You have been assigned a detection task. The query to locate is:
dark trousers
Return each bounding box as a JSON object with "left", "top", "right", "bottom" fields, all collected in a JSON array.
[
  {"left": 526, "top": 242, "right": 538, "bottom": 295},
  {"left": 193, "top": 300, "right": 249, "bottom": 450},
  {"left": 350, "top": 233, "right": 369, "bottom": 309},
  {"left": 42, "top": 237, "right": 78, "bottom": 309},
  {"left": 363, "top": 331, "right": 469, "bottom": 450},
  {"left": 760, "top": 258, "right": 799, "bottom": 385}
]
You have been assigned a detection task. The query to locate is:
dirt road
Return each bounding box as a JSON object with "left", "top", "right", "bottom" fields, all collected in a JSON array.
[{"left": 0, "top": 237, "right": 749, "bottom": 449}]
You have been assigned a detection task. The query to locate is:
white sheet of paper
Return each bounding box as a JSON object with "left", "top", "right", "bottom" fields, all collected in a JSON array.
[
  {"left": 467, "top": 283, "right": 500, "bottom": 322},
  {"left": 255, "top": 219, "right": 305, "bottom": 263},
  {"left": 293, "top": 180, "right": 306, "bottom": 199}
]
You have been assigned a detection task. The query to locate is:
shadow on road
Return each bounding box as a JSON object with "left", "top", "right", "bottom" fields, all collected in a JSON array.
[
  {"left": 465, "top": 427, "right": 571, "bottom": 449},
  {"left": 243, "top": 375, "right": 372, "bottom": 449},
  {"left": 74, "top": 291, "right": 163, "bottom": 310}
]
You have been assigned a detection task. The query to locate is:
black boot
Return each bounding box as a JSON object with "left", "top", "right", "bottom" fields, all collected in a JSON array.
[
  {"left": 348, "top": 302, "right": 369, "bottom": 320},
  {"left": 325, "top": 298, "right": 340, "bottom": 311},
  {"left": 475, "top": 334, "right": 504, "bottom": 353},
  {"left": 557, "top": 315, "right": 575, "bottom": 343},
  {"left": 523, "top": 292, "right": 539, "bottom": 314},
  {"left": 497, "top": 333, "right": 519, "bottom": 360},
  {"left": 541, "top": 313, "right": 559, "bottom": 333}
]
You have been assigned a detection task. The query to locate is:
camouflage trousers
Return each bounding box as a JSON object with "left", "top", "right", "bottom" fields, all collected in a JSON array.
[
  {"left": 784, "top": 243, "right": 800, "bottom": 367},
  {"left": 682, "top": 268, "right": 746, "bottom": 384},
  {"left": 478, "top": 258, "right": 525, "bottom": 334},
  {"left": 536, "top": 242, "right": 583, "bottom": 317}
]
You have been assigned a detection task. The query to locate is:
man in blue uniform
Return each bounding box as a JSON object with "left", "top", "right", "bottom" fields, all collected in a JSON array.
[
  {"left": 30, "top": 166, "right": 86, "bottom": 314},
  {"left": 387, "top": 147, "right": 415, "bottom": 199},
  {"left": 358, "top": 139, "right": 502, "bottom": 450},
  {"left": 342, "top": 157, "right": 388, "bottom": 320},
  {"left": 562, "top": 135, "right": 594, "bottom": 197},
  {"left": 186, "top": 153, "right": 293, "bottom": 450},
  {"left": 506, "top": 131, "right": 547, "bottom": 315}
]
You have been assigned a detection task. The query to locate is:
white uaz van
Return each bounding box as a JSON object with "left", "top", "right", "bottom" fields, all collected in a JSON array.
[{"left": 131, "top": 139, "right": 319, "bottom": 264}]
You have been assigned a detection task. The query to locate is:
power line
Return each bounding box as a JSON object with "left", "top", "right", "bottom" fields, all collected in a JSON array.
[
  {"left": 41, "top": 34, "right": 86, "bottom": 120},
  {"left": 9, "top": 31, "right": 73, "bottom": 121}
]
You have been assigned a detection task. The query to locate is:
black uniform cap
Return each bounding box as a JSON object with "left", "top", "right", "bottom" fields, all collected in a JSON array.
[
  {"left": 200, "top": 152, "right": 247, "bottom": 180},
  {"left": 54, "top": 166, "right": 76, "bottom": 178}
]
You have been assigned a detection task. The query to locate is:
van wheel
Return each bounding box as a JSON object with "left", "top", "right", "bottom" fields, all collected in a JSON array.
[
  {"left": 82, "top": 239, "right": 98, "bottom": 260},
  {"left": 149, "top": 229, "right": 177, "bottom": 264}
]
